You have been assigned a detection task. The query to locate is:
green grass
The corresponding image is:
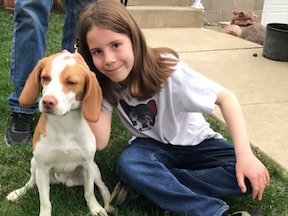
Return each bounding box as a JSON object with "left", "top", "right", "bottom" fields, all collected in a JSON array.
[{"left": 0, "top": 7, "right": 288, "bottom": 216}]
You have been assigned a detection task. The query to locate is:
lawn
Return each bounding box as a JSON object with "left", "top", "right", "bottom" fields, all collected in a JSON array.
[{"left": 0, "top": 7, "right": 287, "bottom": 216}]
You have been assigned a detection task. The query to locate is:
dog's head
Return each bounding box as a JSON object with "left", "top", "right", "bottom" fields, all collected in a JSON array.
[{"left": 19, "top": 52, "right": 102, "bottom": 122}]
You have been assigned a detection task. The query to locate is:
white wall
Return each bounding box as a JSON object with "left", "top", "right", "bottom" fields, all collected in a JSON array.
[
  {"left": 202, "top": 0, "right": 264, "bottom": 23},
  {"left": 261, "top": 0, "right": 288, "bottom": 26}
]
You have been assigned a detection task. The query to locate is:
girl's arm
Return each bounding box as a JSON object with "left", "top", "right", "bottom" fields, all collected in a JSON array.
[
  {"left": 88, "top": 107, "right": 112, "bottom": 151},
  {"left": 215, "top": 87, "right": 270, "bottom": 200}
]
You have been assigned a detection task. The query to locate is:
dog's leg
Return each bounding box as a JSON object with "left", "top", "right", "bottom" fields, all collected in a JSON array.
[
  {"left": 35, "top": 167, "right": 52, "bottom": 216},
  {"left": 83, "top": 163, "right": 108, "bottom": 216},
  {"left": 93, "top": 163, "right": 114, "bottom": 213},
  {"left": 6, "top": 157, "right": 37, "bottom": 202}
]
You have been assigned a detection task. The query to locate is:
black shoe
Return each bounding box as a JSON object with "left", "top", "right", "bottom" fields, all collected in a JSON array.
[
  {"left": 108, "top": 180, "right": 138, "bottom": 206},
  {"left": 227, "top": 210, "right": 262, "bottom": 216},
  {"left": 5, "top": 112, "right": 35, "bottom": 146}
]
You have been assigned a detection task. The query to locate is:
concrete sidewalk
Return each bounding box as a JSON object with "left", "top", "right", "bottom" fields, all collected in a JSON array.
[{"left": 143, "top": 27, "right": 288, "bottom": 171}]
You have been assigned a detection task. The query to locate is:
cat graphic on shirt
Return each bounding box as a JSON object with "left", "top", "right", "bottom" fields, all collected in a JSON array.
[{"left": 119, "top": 99, "right": 157, "bottom": 131}]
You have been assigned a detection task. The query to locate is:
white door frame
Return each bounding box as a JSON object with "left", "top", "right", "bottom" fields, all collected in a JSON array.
[{"left": 261, "top": 0, "right": 288, "bottom": 26}]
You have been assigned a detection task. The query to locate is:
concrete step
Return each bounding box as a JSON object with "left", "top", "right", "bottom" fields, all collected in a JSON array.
[
  {"left": 128, "top": 5, "right": 204, "bottom": 28},
  {"left": 128, "top": 0, "right": 193, "bottom": 7}
]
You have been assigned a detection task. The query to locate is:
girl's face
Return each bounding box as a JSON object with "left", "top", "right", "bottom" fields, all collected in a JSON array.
[{"left": 86, "top": 26, "right": 134, "bottom": 83}]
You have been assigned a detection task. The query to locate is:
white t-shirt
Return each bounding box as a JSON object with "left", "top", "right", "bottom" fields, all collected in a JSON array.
[{"left": 102, "top": 59, "right": 224, "bottom": 146}]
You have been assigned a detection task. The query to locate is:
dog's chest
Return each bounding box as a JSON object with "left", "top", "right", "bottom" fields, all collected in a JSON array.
[{"left": 33, "top": 113, "right": 96, "bottom": 172}]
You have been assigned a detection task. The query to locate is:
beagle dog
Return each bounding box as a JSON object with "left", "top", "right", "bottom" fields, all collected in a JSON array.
[{"left": 6, "top": 52, "right": 113, "bottom": 216}]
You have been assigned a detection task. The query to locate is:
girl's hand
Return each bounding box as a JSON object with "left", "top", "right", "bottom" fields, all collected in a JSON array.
[{"left": 235, "top": 153, "right": 270, "bottom": 200}]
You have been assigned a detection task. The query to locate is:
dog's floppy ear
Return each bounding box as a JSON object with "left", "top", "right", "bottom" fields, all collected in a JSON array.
[
  {"left": 19, "top": 58, "right": 47, "bottom": 107},
  {"left": 82, "top": 71, "right": 103, "bottom": 122}
]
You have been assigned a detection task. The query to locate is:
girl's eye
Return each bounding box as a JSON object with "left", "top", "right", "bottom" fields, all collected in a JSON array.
[
  {"left": 112, "top": 42, "right": 120, "bottom": 48},
  {"left": 91, "top": 49, "right": 102, "bottom": 56}
]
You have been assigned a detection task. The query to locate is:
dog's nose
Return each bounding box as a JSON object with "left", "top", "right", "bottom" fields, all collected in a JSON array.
[{"left": 42, "top": 95, "right": 58, "bottom": 109}]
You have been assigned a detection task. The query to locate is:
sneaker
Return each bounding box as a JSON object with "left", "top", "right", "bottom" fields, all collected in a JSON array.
[
  {"left": 227, "top": 210, "right": 262, "bottom": 216},
  {"left": 108, "top": 180, "right": 138, "bottom": 206},
  {"left": 5, "top": 112, "right": 35, "bottom": 146}
]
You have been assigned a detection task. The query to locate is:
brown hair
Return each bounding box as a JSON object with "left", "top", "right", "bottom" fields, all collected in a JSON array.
[{"left": 78, "top": 0, "right": 178, "bottom": 106}]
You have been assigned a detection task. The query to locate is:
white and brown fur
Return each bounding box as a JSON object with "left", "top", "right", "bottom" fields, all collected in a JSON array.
[{"left": 6, "top": 52, "right": 113, "bottom": 216}]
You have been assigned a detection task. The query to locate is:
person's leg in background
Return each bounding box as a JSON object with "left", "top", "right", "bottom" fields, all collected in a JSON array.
[
  {"left": 5, "top": 0, "right": 53, "bottom": 145},
  {"left": 62, "top": 0, "right": 94, "bottom": 53}
]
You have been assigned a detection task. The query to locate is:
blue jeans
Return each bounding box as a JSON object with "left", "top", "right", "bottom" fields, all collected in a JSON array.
[
  {"left": 62, "top": 0, "right": 93, "bottom": 52},
  {"left": 117, "top": 138, "right": 252, "bottom": 216},
  {"left": 7, "top": 0, "right": 93, "bottom": 114}
]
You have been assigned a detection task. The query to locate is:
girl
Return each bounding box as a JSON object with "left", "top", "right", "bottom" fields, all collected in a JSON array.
[{"left": 78, "top": 1, "right": 270, "bottom": 215}]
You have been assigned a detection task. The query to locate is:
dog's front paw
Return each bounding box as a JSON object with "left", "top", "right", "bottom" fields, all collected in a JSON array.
[
  {"left": 91, "top": 206, "right": 108, "bottom": 216},
  {"left": 6, "top": 189, "right": 22, "bottom": 202}
]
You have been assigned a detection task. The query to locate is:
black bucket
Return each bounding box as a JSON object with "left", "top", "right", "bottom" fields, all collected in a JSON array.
[{"left": 263, "top": 23, "right": 288, "bottom": 62}]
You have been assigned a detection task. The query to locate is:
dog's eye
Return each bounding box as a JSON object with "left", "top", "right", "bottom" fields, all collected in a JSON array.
[
  {"left": 65, "top": 80, "right": 77, "bottom": 86},
  {"left": 41, "top": 76, "right": 50, "bottom": 82}
]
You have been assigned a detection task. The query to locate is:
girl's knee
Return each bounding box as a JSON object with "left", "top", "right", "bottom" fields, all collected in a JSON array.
[
  {"left": 116, "top": 147, "right": 139, "bottom": 177},
  {"left": 116, "top": 145, "right": 152, "bottom": 184}
]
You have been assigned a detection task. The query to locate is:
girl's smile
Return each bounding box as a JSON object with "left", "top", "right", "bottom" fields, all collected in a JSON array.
[{"left": 86, "top": 26, "right": 134, "bottom": 83}]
